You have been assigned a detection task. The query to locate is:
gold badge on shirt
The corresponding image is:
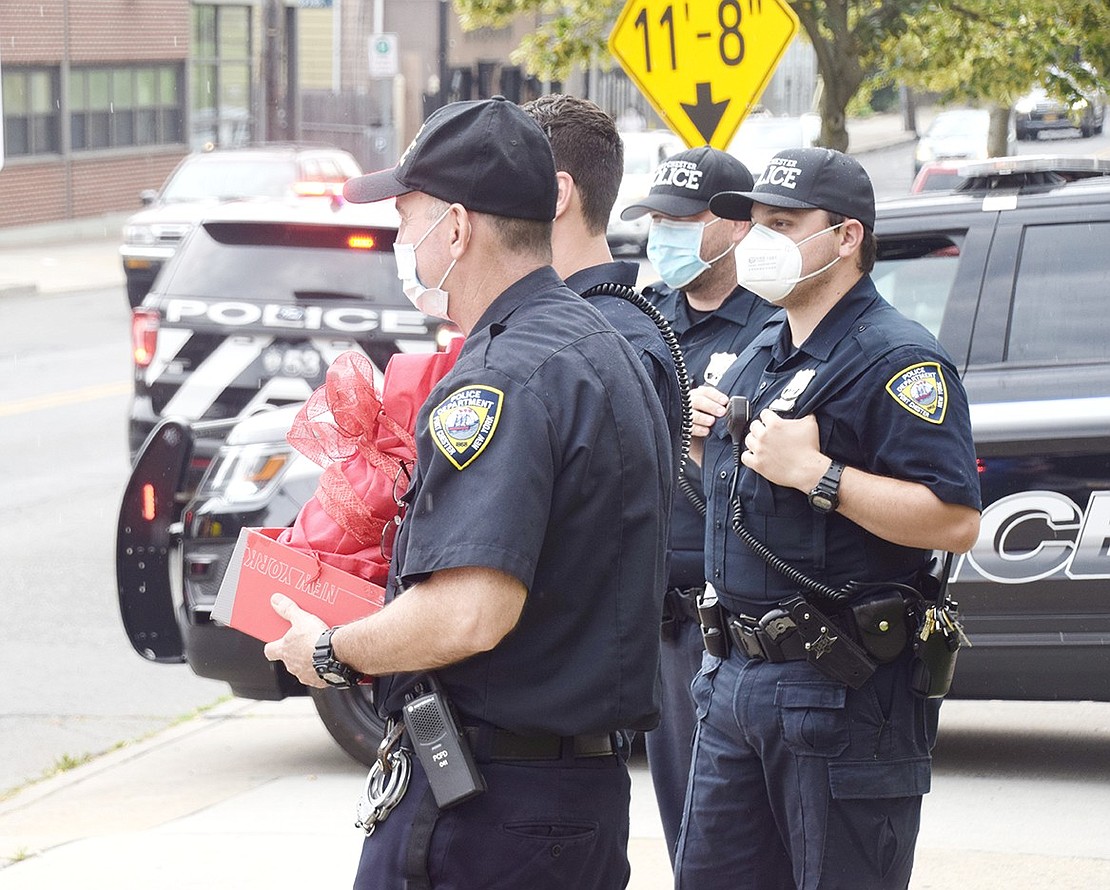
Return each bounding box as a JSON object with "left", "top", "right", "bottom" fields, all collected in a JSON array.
[{"left": 430, "top": 385, "right": 504, "bottom": 470}]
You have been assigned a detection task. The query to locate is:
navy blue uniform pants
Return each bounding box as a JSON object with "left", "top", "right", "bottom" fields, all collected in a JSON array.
[
  {"left": 674, "top": 648, "right": 940, "bottom": 890},
  {"left": 645, "top": 616, "right": 703, "bottom": 863},
  {"left": 354, "top": 746, "right": 632, "bottom": 889}
]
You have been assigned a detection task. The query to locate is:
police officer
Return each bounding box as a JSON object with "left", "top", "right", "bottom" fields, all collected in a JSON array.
[
  {"left": 675, "top": 147, "right": 981, "bottom": 889},
  {"left": 621, "top": 145, "right": 779, "bottom": 861},
  {"left": 263, "top": 97, "right": 673, "bottom": 889},
  {"left": 521, "top": 93, "right": 683, "bottom": 455}
]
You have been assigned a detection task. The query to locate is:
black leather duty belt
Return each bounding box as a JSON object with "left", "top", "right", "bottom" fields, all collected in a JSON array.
[
  {"left": 725, "top": 609, "right": 810, "bottom": 663},
  {"left": 463, "top": 726, "right": 616, "bottom": 761}
]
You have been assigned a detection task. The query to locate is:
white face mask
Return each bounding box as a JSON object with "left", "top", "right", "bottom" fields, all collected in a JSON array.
[
  {"left": 734, "top": 221, "right": 843, "bottom": 303},
  {"left": 394, "top": 206, "right": 456, "bottom": 320}
]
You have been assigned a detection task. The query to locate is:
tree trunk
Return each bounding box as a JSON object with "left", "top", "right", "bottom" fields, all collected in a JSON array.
[{"left": 988, "top": 105, "right": 1014, "bottom": 159}]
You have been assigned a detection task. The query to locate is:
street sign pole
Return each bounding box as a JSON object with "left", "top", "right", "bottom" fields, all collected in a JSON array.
[{"left": 609, "top": 0, "right": 800, "bottom": 150}]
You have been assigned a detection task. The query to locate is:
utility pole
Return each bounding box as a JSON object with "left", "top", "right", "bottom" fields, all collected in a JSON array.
[{"left": 264, "top": 0, "right": 286, "bottom": 141}]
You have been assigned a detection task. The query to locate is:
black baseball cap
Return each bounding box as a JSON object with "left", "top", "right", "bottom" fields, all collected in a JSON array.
[
  {"left": 620, "top": 146, "right": 754, "bottom": 221},
  {"left": 343, "top": 96, "right": 557, "bottom": 221},
  {"left": 709, "top": 147, "right": 875, "bottom": 231}
]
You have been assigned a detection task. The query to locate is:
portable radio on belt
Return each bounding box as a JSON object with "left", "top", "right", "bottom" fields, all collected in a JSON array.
[{"left": 403, "top": 675, "right": 486, "bottom": 809}]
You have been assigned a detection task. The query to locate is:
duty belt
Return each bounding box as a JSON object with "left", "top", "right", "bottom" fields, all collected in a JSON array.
[
  {"left": 662, "top": 585, "right": 704, "bottom": 640},
  {"left": 725, "top": 609, "right": 810, "bottom": 662},
  {"left": 463, "top": 725, "right": 616, "bottom": 762}
]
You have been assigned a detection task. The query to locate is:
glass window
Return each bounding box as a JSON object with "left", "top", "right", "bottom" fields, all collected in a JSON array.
[
  {"left": 872, "top": 236, "right": 963, "bottom": 339},
  {"left": 1008, "top": 222, "right": 1110, "bottom": 363},
  {"left": 191, "top": 4, "right": 253, "bottom": 149},
  {"left": 2, "top": 68, "right": 60, "bottom": 157},
  {"left": 69, "top": 65, "right": 185, "bottom": 151}
]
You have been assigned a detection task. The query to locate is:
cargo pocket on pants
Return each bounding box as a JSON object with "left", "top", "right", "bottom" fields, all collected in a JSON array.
[
  {"left": 776, "top": 681, "right": 850, "bottom": 758},
  {"left": 827, "top": 756, "right": 931, "bottom": 800}
]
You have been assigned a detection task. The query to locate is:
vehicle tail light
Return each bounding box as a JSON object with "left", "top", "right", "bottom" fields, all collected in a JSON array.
[
  {"left": 292, "top": 181, "right": 338, "bottom": 197},
  {"left": 347, "top": 233, "right": 377, "bottom": 250},
  {"left": 131, "top": 309, "right": 160, "bottom": 368},
  {"left": 141, "top": 482, "right": 157, "bottom": 521}
]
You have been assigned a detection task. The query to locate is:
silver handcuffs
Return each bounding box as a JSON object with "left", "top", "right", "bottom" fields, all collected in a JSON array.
[{"left": 355, "top": 717, "right": 412, "bottom": 835}]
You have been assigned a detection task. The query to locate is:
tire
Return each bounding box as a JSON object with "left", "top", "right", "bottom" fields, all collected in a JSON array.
[{"left": 309, "top": 684, "right": 386, "bottom": 767}]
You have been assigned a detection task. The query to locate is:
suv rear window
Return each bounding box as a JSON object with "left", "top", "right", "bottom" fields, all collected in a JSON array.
[
  {"left": 1008, "top": 221, "right": 1110, "bottom": 364},
  {"left": 872, "top": 235, "right": 963, "bottom": 338},
  {"left": 160, "top": 221, "right": 399, "bottom": 301}
]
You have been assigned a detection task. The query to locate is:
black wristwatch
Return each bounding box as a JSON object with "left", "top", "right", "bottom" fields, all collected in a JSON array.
[
  {"left": 313, "top": 627, "right": 361, "bottom": 688},
  {"left": 808, "top": 459, "right": 845, "bottom": 514}
]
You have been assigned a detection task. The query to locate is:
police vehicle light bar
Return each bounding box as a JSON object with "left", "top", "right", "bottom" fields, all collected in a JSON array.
[{"left": 958, "top": 155, "right": 1110, "bottom": 179}]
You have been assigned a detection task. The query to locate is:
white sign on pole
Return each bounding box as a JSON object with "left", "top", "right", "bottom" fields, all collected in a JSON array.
[{"left": 369, "top": 33, "right": 399, "bottom": 79}]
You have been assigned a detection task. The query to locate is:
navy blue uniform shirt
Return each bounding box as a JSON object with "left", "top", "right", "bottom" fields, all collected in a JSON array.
[
  {"left": 703, "top": 275, "right": 981, "bottom": 614},
  {"left": 644, "top": 281, "right": 781, "bottom": 588},
  {"left": 567, "top": 261, "right": 683, "bottom": 458},
  {"left": 391, "top": 266, "right": 673, "bottom": 736}
]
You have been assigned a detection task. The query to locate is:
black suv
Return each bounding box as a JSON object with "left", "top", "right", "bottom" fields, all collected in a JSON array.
[
  {"left": 873, "top": 155, "right": 1110, "bottom": 700},
  {"left": 120, "top": 144, "right": 362, "bottom": 307},
  {"left": 127, "top": 198, "right": 438, "bottom": 468}
]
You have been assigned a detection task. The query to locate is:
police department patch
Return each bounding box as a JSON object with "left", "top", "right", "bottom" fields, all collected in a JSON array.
[
  {"left": 430, "top": 386, "right": 504, "bottom": 470},
  {"left": 886, "top": 362, "right": 948, "bottom": 424}
]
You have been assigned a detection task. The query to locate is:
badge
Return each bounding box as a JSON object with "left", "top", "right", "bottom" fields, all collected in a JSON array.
[
  {"left": 886, "top": 362, "right": 948, "bottom": 424},
  {"left": 768, "top": 368, "right": 816, "bottom": 412},
  {"left": 430, "top": 386, "right": 504, "bottom": 470},
  {"left": 704, "top": 352, "right": 738, "bottom": 386}
]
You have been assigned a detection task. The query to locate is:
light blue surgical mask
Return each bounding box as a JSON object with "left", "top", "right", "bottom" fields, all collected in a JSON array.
[{"left": 646, "top": 217, "right": 731, "bottom": 289}]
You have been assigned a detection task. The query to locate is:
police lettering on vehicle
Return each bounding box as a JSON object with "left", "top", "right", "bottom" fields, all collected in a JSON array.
[
  {"left": 956, "top": 490, "right": 1110, "bottom": 584},
  {"left": 162, "top": 298, "right": 431, "bottom": 336},
  {"left": 652, "top": 160, "right": 704, "bottom": 192},
  {"left": 886, "top": 361, "right": 948, "bottom": 424},
  {"left": 430, "top": 385, "right": 504, "bottom": 470}
]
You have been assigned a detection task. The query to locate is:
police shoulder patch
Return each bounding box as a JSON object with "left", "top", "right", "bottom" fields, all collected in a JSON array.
[
  {"left": 430, "top": 385, "right": 505, "bottom": 470},
  {"left": 885, "top": 362, "right": 948, "bottom": 424}
]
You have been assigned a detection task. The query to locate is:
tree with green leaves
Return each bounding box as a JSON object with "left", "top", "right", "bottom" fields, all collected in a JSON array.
[{"left": 880, "top": 0, "right": 1110, "bottom": 157}]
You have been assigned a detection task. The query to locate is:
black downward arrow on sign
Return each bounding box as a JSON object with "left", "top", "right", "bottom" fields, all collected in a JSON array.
[{"left": 680, "top": 83, "right": 730, "bottom": 144}]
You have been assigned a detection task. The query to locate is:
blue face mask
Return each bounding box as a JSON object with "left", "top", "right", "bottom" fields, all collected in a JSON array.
[{"left": 646, "top": 217, "right": 729, "bottom": 289}]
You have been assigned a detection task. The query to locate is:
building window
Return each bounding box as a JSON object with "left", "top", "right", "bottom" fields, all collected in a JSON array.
[
  {"left": 69, "top": 65, "right": 184, "bottom": 151},
  {"left": 191, "top": 4, "right": 253, "bottom": 149},
  {"left": 2, "top": 68, "right": 61, "bottom": 158}
]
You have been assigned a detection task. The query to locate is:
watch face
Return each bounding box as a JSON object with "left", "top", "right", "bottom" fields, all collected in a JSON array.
[{"left": 810, "top": 494, "right": 834, "bottom": 512}]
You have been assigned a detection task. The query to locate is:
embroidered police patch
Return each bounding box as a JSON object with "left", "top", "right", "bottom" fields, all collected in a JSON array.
[
  {"left": 430, "top": 386, "right": 504, "bottom": 470},
  {"left": 886, "top": 362, "right": 948, "bottom": 424}
]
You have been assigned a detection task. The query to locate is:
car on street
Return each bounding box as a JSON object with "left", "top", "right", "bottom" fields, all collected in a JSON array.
[
  {"left": 913, "top": 108, "right": 1015, "bottom": 173},
  {"left": 1014, "top": 83, "right": 1106, "bottom": 140},
  {"left": 119, "top": 144, "right": 362, "bottom": 307},
  {"left": 606, "top": 129, "right": 685, "bottom": 255}
]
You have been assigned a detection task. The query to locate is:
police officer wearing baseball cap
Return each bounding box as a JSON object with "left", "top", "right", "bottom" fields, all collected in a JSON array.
[
  {"left": 674, "top": 146, "right": 981, "bottom": 888},
  {"left": 264, "top": 97, "right": 672, "bottom": 889},
  {"left": 622, "top": 145, "right": 780, "bottom": 862}
]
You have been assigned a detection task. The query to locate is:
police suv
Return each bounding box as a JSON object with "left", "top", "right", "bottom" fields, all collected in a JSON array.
[
  {"left": 874, "top": 155, "right": 1110, "bottom": 701},
  {"left": 117, "top": 155, "right": 1110, "bottom": 768}
]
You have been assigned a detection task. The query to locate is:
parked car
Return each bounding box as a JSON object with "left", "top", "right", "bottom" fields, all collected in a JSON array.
[
  {"left": 913, "top": 108, "right": 1015, "bottom": 173},
  {"left": 873, "top": 154, "right": 1110, "bottom": 700},
  {"left": 910, "top": 161, "right": 966, "bottom": 194},
  {"left": 726, "top": 112, "right": 821, "bottom": 177},
  {"left": 126, "top": 197, "right": 442, "bottom": 473},
  {"left": 606, "top": 129, "right": 685, "bottom": 254},
  {"left": 1014, "top": 83, "right": 1106, "bottom": 140},
  {"left": 120, "top": 144, "right": 362, "bottom": 307}
]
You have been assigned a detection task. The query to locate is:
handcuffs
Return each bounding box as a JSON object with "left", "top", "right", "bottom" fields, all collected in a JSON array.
[{"left": 355, "top": 717, "right": 412, "bottom": 835}]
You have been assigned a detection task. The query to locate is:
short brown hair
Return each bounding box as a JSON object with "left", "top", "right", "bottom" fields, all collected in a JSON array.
[{"left": 521, "top": 94, "right": 623, "bottom": 237}]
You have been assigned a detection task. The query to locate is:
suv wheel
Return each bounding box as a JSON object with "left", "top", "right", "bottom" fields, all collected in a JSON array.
[{"left": 309, "top": 684, "right": 386, "bottom": 766}]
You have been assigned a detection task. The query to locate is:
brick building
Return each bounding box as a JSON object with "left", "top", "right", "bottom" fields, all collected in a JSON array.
[{"left": 0, "top": 0, "right": 540, "bottom": 232}]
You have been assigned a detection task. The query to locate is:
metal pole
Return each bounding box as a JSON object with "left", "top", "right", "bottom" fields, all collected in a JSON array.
[{"left": 438, "top": 0, "right": 449, "bottom": 110}]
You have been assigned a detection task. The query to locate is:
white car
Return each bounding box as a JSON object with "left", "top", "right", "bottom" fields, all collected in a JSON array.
[
  {"left": 727, "top": 113, "right": 821, "bottom": 177},
  {"left": 913, "top": 108, "right": 1016, "bottom": 173},
  {"left": 607, "top": 129, "right": 685, "bottom": 254}
]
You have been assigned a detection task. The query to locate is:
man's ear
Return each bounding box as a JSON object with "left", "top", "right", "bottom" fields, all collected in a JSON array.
[
  {"left": 447, "top": 203, "right": 471, "bottom": 259},
  {"left": 838, "top": 218, "right": 865, "bottom": 257},
  {"left": 729, "top": 218, "right": 752, "bottom": 245},
  {"left": 554, "top": 171, "right": 574, "bottom": 220}
]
